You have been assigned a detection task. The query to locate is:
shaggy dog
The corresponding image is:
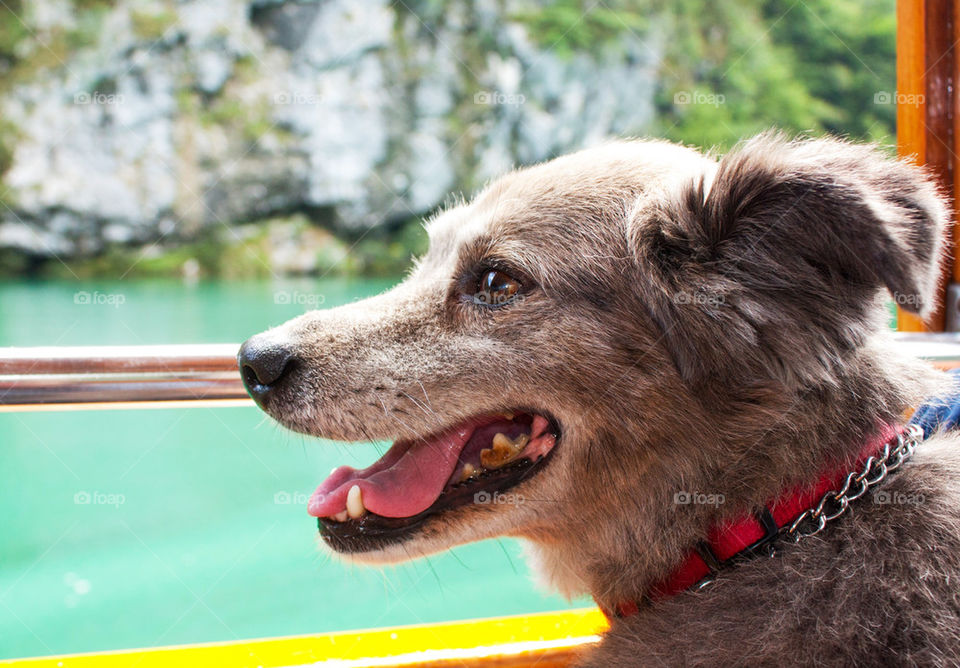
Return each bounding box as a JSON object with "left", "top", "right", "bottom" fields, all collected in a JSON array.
[{"left": 239, "top": 133, "right": 960, "bottom": 666}]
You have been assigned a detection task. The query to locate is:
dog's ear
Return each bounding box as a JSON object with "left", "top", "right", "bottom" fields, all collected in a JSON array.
[{"left": 632, "top": 132, "right": 949, "bottom": 388}]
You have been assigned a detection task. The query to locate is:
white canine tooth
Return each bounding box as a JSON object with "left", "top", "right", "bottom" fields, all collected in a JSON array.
[{"left": 346, "top": 484, "right": 366, "bottom": 519}]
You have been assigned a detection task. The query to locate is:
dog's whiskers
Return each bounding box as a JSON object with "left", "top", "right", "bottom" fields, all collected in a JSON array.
[
  {"left": 400, "top": 390, "right": 436, "bottom": 421},
  {"left": 376, "top": 394, "right": 424, "bottom": 441},
  {"left": 416, "top": 380, "right": 433, "bottom": 410}
]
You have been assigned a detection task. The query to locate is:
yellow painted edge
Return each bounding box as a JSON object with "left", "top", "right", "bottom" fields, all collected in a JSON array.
[{"left": 0, "top": 608, "right": 608, "bottom": 668}]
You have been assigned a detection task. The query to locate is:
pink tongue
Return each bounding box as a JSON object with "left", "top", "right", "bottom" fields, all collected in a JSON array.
[{"left": 308, "top": 425, "right": 474, "bottom": 519}]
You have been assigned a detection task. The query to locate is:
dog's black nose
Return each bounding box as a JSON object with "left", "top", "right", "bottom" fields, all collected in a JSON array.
[{"left": 238, "top": 337, "right": 295, "bottom": 403}]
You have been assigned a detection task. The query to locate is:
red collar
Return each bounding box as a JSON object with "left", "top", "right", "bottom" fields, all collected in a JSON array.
[{"left": 601, "top": 423, "right": 904, "bottom": 619}]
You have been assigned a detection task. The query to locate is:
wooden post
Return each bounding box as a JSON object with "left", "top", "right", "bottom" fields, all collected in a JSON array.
[{"left": 897, "top": 0, "right": 956, "bottom": 331}]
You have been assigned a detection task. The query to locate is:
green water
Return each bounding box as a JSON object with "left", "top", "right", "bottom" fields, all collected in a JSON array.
[{"left": 0, "top": 279, "right": 587, "bottom": 660}]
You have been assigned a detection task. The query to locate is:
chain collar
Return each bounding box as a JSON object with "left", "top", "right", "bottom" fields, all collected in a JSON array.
[
  {"left": 781, "top": 422, "right": 922, "bottom": 542},
  {"left": 602, "top": 424, "right": 924, "bottom": 618},
  {"left": 691, "top": 423, "right": 923, "bottom": 592}
]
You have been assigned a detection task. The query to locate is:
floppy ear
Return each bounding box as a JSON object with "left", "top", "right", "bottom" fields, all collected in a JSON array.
[{"left": 632, "top": 132, "right": 949, "bottom": 388}]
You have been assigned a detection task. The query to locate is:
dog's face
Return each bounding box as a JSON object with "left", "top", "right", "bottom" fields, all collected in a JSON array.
[{"left": 239, "top": 134, "right": 945, "bottom": 581}]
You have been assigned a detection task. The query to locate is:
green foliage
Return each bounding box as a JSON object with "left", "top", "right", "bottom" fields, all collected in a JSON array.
[
  {"left": 0, "top": 246, "right": 33, "bottom": 275},
  {"left": 129, "top": 8, "right": 177, "bottom": 41},
  {"left": 38, "top": 234, "right": 237, "bottom": 280},
  {"left": 513, "top": 0, "right": 647, "bottom": 58},
  {"left": 512, "top": 0, "right": 895, "bottom": 149},
  {"left": 196, "top": 93, "right": 285, "bottom": 144},
  {"left": 0, "top": 1, "right": 112, "bottom": 91},
  {"left": 0, "top": 2, "right": 29, "bottom": 68},
  {"left": 67, "top": 7, "right": 111, "bottom": 50},
  {"left": 336, "top": 219, "right": 429, "bottom": 277},
  {"left": 70, "top": 0, "right": 116, "bottom": 9},
  {"left": 0, "top": 118, "right": 19, "bottom": 176},
  {"left": 199, "top": 97, "right": 245, "bottom": 126},
  {"left": 12, "top": 217, "right": 430, "bottom": 280},
  {"left": 0, "top": 117, "right": 19, "bottom": 210},
  {"left": 232, "top": 54, "right": 260, "bottom": 85},
  {"left": 762, "top": 0, "right": 896, "bottom": 142},
  {"left": 654, "top": 0, "right": 896, "bottom": 149}
]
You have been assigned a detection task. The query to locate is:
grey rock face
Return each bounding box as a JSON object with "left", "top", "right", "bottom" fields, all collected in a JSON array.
[{"left": 0, "top": 0, "right": 660, "bottom": 257}]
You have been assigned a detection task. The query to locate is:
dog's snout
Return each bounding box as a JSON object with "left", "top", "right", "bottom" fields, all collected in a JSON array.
[{"left": 238, "top": 337, "right": 295, "bottom": 403}]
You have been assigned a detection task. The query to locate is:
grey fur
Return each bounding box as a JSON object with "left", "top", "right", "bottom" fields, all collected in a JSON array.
[{"left": 245, "top": 133, "right": 960, "bottom": 666}]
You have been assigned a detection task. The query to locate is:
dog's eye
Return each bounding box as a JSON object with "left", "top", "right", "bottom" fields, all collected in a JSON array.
[{"left": 474, "top": 269, "right": 521, "bottom": 307}]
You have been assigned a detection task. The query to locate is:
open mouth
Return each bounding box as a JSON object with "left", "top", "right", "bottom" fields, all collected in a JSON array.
[{"left": 310, "top": 411, "right": 559, "bottom": 552}]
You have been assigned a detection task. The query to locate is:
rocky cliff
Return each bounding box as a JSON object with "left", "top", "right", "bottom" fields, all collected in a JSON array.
[{"left": 0, "top": 0, "right": 660, "bottom": 273}]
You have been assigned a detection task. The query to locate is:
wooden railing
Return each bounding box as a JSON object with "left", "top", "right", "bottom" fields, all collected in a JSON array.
[
  {"left": 0, "top": 344, "right": 248, "bottom": 411},
  {"left": 2, "top": 335, "right": 960, "bottom": 414},
  {"left": 897, "top": 0, "right": 958, "bottom": 332}
]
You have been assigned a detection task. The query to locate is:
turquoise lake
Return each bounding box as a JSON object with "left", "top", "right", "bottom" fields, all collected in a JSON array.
[{"left": 0, "top": 278, "right": 588, "bottom": 659}]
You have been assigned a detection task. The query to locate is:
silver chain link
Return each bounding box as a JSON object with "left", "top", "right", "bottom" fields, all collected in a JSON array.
[
  {"left": 781, "top": 423, "right": 922, "bottom": 543},
  {"left": 694, "top": 424, "right": 922, "bottom": 592}
]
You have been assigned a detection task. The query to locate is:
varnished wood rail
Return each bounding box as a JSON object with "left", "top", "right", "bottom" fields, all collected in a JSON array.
[
  {"left": 1, "top": 335, "right": 959, "bottom": 412},
  {"left": 0, "top": 344, "right": 250, "bottom": 411}
]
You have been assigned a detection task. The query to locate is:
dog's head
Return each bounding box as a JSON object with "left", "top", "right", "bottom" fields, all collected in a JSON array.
[{"left": 239, "top": 134, "right": 946, "bottom": 593}]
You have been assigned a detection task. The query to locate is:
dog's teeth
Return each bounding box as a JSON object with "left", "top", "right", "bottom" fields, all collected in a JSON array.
[
  {"left": 500, "top": 411, "right": 515, "bottom": 420},
  {"left": 346, "top": 484, "right": 366, "bottom": 519},
  {"left": 479, "top": 448, "right": 496, "bottom": 468},
  {"left": 482, "top": 433, "right": 530, "bottom": 469},
  {"left": 332, "top": 510, "right": 348, "bottom": 522},
  {"left": 461, "top": 463, "right": 477, "bottom": 481}
]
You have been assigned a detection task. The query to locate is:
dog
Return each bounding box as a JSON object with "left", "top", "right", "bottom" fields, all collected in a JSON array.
[{"left": 239, "top": 133, "right": 960, "bottom": 666}]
